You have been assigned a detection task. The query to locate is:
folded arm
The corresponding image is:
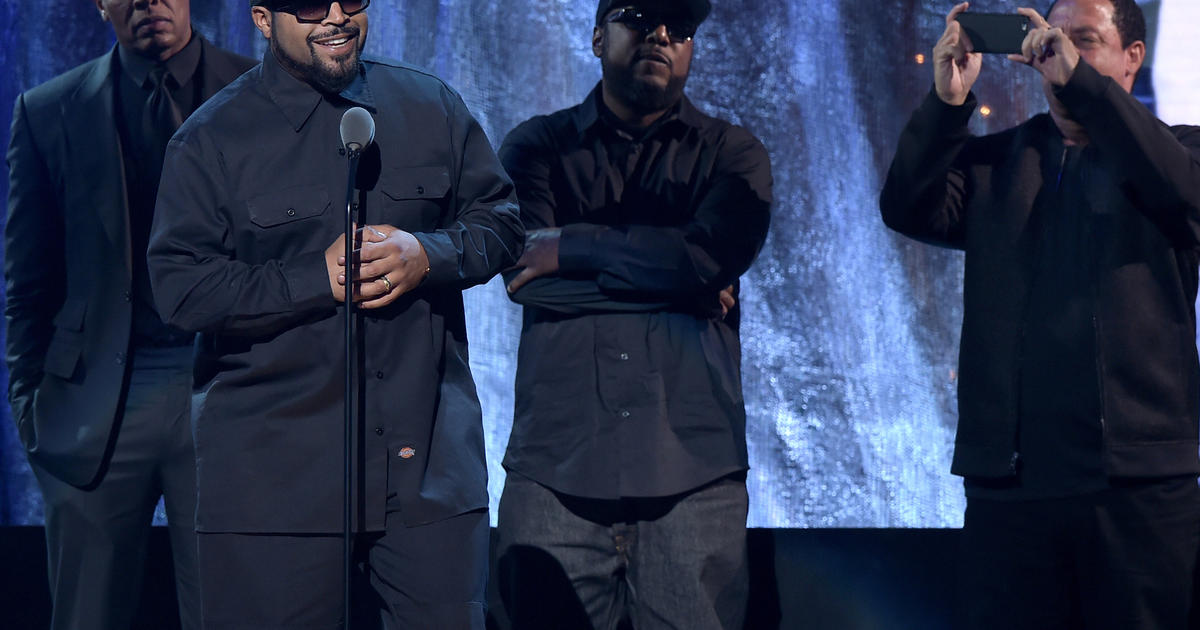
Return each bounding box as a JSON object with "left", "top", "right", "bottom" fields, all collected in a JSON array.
[{"left": 501, "top": 121, "right": 771, "bottom": 315}]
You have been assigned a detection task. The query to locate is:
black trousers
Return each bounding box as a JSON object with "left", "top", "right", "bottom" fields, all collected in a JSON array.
[
  {"left": 196, "top": 509, "right": 489, "bottom": 630},
  {"left": 957, "top": 476, "right": 1200, "bottom": 630},
  {"left": 32, "top": 346, "right": 198, "bottom": 630}
]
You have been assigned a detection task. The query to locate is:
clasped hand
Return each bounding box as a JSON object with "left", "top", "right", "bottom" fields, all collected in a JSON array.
[
  {"left": 506, "top": 227, "right": 562, "bottom": 294},
  {"left": 325, "top": 224, "right": 429, "bottom": 308}
]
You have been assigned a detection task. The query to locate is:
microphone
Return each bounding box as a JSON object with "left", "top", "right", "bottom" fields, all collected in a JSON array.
[
  {"left": 340, "top": 106, "right": 375, "bottom": 155},
  {"left": 337, "top": 104, "right": 374, "bottom": 630}
]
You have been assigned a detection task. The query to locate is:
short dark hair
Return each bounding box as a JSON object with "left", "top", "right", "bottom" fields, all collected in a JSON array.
[{"left": 1046, "top": 0, "right": 1146, "bottom": 49}]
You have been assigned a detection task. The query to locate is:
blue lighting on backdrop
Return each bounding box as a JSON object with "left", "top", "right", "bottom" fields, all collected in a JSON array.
[{"left": 0, "top": 0, "right": 1183, "bottom": 528}]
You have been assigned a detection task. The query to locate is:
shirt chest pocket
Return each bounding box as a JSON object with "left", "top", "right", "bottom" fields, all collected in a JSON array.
[
  {"left": 245, "top": 185, "right": 332, "bottom": 254},
  {"left": 248, "top": 185, "right": 331, "bottom": 228},
  {"left": 377, "top": 166, "right": 451, "bottom": 231}
]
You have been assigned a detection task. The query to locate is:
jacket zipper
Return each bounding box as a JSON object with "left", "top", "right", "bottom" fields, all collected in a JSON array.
[
  {"left": 1078, "top": 148, "right": 1109, "bottom": 445},
  {"left": 1055, "top": 147, "right": 1068, "bottom": 192},
  {"left": 1012, "top": 147, "right": 1070, "bottom": 470},
  {"left": 1010, "top": 146, "right": 1073, "bottom": 475}
]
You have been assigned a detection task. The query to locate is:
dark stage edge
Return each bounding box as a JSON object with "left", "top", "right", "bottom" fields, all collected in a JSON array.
[{"left": 0, "top": 526, "right": 959, "bottom": 630}]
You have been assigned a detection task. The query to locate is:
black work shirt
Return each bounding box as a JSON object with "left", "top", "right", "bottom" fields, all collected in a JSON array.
[
  {"left": 116, "top": 37, "right": 202, "bottom": 348},
  {"left": 148, "top": 51, "right": 523, "bottom": 533},
  {"left": 499, "top": 85, "right": 772, "bottom": 499}
]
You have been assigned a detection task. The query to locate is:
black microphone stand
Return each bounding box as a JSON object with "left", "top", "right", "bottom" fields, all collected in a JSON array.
[{"left": 342, "top": 142, "right": 362, "bottom": 630}]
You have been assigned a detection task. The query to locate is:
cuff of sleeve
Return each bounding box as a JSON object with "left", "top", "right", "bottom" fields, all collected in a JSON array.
[
  {"left": 919, "top": 85, "right": 977, "bottom": 130},
  {"left": 1053, "top": 59, "right": 1107, "bottom": 116},
  {"left": 558, "top": 224, "right": 601, "bottom": 273},
  {"left": 413, "top": 232, "right": 455, "bottom": 286},
  {"left": 285, "top": 251, "right": 336, "bottom": 311}
]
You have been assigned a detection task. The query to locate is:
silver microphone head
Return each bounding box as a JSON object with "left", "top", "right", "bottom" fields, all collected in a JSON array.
[{"left": 339, "top": 106, "right": 375, "bottom": 154}]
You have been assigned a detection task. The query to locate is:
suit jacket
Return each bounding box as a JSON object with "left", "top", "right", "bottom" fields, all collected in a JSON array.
[{"left": 4, "top": 36, "right": 255, "bottom": 487}]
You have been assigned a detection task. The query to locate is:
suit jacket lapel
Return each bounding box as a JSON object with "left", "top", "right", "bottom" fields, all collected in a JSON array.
[
  {"left": 63, "top": 47, "right": 131, "bottom": 272},
  {"left": 196, "top": 36, "right": 249, "bottom": 101}
]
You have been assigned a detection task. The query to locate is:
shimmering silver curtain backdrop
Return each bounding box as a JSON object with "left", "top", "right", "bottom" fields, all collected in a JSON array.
[{"left": 0, "top": 0, "right": 1184, "bottom": 527}]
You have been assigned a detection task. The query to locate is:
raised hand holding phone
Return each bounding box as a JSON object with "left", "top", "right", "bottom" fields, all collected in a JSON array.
[
  {"left": 934, "top": 2, "right": 983, "bottom": 106},
  {"left": 1007, "top": 7, "right": 1081, "bottom": 87}
]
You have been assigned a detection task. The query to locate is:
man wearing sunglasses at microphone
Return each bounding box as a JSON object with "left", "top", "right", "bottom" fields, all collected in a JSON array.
[
  {"left": 496, "top": 1, "right": 772, "bottom": 628},
  {"left": 146, "top": 1, "right": 522, "bottom": 627}
]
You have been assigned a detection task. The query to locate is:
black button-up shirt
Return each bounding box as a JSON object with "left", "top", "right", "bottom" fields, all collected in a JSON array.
[
  {"left": 148, "top": 51, "right": 522, "bottom": 533},
  {"left": 500, "top": 85, "right": 772, "bottom": 499},
  {"left": 116, "top": 36, "right": 203, "bottom": 348}
]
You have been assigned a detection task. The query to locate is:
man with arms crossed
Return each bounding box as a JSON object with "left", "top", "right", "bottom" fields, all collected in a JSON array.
[
  {"left": 881, "top": 1, "right": 1200, "bottom": 627},
  {"left": 497, "top": 1, "right": 772, "bottom": 628},
  {"left": 5, "top": 1, "right": 252, "bottom": 627},
  {"left": 147, "top": 1, "right": 522, "bottom": 627}
]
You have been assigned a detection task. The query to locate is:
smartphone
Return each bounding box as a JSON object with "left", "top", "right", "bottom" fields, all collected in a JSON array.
[{"left": 955, "top": 13, "right": 1031, "bottom": 54}]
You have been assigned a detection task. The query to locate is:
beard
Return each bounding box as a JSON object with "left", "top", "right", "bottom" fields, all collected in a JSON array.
[
  {"left": 272, "top": 21, "right": 363, "bottom": 95},
  {"left": 600, "top": 43, "right": 688, "bottom": 114}
]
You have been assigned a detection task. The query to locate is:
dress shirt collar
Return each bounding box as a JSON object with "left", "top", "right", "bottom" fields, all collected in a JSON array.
[
  {"left": 119, "top": 30, "right": 202, "bottom": 90},
  {"left": 578, "top": 81, "right": 705, "bottom": 142},
  {"left": 261, "top": 49, "right": 377, "bottom": 132}
]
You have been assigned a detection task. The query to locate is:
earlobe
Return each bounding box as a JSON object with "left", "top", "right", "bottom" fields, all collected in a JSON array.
[
  {"left": 251, "top": 7, "right": 273, "bottom": 39},
  {"left": 592, "top": 26, "right": 604, "bottom": 58},
  {"left": 1127, "top": 41, "right": 1146, "bottom": 76}
]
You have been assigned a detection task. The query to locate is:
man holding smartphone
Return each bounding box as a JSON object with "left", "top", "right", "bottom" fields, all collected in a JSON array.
[{"left": 881, "top": 1, "right": 1200, "bottom": 628}]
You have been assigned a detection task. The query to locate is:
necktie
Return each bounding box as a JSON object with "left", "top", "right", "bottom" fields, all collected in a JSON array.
[{"left": 143, "top": 66, "right": 184, "bottom": 187}]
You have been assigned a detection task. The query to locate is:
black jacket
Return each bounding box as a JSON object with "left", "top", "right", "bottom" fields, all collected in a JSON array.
[
  {"left": 880, "top": 61, "right": 1200, "bottom": 480},
  {"left": 4, "top": 38, "right": 254, "bottom": 486}
]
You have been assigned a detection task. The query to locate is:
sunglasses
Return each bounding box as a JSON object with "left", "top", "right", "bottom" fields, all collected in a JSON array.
[
  {"left": 273, "top": 0, "right": 369, "bottom": 23},
  {"left": 605, "top": 7, "right": 697, "bottom": 44}
]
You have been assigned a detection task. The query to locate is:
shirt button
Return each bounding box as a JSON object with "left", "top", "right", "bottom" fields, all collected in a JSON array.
[
  {"left": 416, "top": 185, "right": 425, "bottom": 195},
  {"left": 374, "top": 427, "right": 384, "bottom": 436},
  {"left": 619, "top": 410, "right": 631, "bottom": 419},
  {"left": 115, "top": 352, "right": 126, "bottom": 366},
  {"left": 375, "top": 371, "right": 385, "bottom": 379},
  {"left": 123, "top": 290, "right": 132, "bottom": 302},
  {"left": 619, "top": 352, "right": 629, "bottom": 361},
  {"left": 286, "top": 208, "right": 296, "bottom": 217}
]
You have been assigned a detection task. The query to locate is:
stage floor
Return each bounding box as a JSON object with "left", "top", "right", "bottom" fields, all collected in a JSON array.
[{"left": 0, "top": 526, "right": 958, "bottom": 630}]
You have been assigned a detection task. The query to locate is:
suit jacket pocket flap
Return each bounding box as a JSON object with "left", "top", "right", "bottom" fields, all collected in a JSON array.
[
  {"left": 248, "top": 185, "right": 331, "bottom": 228},
  {"left": 43, "top": 335, "right": 82, "bottom": 380},
  {"left": 382, "top": 167, "right": 450, "bottom": 200},
  {"left": 52, "top": 298, "right": 86, "bottom": 332}
]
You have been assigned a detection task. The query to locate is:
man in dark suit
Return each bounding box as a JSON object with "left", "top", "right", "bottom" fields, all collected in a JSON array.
[{"left": 4, "top": 1, "right": 254, "bottom": 628}]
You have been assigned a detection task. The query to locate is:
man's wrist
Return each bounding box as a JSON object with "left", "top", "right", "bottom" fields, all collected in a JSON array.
[{"left": 413, "top": 238, "right": 431, "bottom": 284}]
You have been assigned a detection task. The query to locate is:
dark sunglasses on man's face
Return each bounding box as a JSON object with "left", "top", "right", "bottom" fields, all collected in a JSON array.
[
  {"left": 605, "top": 7, "right": 697, "bottom": 44},
  {"left": 274, "top": 0, "right": 369, "bottom": 23}
]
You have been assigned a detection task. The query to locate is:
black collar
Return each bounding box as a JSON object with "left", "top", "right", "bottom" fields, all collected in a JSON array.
[
  {"left": 577, "top": 81, "right": 705, "bottom": 141},
  {"left": 260, "top": 48, "right": 377, "bottom": 132},
  {"left": 118, "top": 30, "right": 203, "bottom": 89}
]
